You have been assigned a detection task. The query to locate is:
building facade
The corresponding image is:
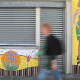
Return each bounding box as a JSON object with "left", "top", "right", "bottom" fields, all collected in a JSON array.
[{"left": 0, "top": 0, "right": 72, "bottom": 76}]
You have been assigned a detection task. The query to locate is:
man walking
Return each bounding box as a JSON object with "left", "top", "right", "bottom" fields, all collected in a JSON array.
[{"left": 37, "top": 23, "right": 62, "bottom": 80}]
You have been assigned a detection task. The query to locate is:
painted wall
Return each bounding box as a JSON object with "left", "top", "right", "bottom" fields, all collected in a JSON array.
[
  {"left": 72, "top": 0, "right": 80, "bottom": 74},
  {"left": 0, "top": 49, "right": 38, "bottom": 71}
]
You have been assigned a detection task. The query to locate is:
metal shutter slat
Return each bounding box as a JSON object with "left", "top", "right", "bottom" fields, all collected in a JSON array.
[
  {"left": 0, "top": 20, "right": 35, "bottom": 23},
  {"left": 40, "top": 8, "right": 64, "bottom": 73},
  {"left": 0, "top": 25, "right": 35, "bottom": 27},
  {"left": 0, "top": 8, "right": 36, "bottom": 45}
]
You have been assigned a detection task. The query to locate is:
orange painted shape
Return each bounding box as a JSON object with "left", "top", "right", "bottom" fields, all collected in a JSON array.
[{"left": 1, "top": 51, "right": 20, "bottom": 69}]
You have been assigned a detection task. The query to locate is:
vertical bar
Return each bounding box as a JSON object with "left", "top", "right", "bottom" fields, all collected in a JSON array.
[
  {"left": 35, "top": 67, "right": 38, "bottom": 76},
  {"left": 18, "top": 71, "right": 19, "bottom": 76},
  {"left": 65, "top": 0, "right": 72, "bottom": 74},
  {"left": 7, "top": 71, "right": 9, "bottom": 76},
  {"left": 79, "top": 66, "right": 80, "bottom": 74},
  {"left": 16, "top": 71, "right": 17, "bottom": 76},
  {"left": 13, "top": 71, "right": 14, "bottom": 76},
  {"left": 22, "top": 70, "right": 23, "bottom": 76},
  {"left": 77, "top": 65, "right": 79, "bottom": 74},
  {"left": 26, "top": 68, "right": 28, "bottom": 76},
  {"left": 3, "top": 70, "right": 5, "bottom": 76},
  {"left": 11, "top": 71, "right": 13, "bottom": 76},
  {"left": 34, "top": 67, "right": 35, "bottom": 76},
  {"left": 16, "top": 71, "right": 18, "bottom": 76},
  {"left": 76, "top": 65, "right": 77, "bottom": 74},
  {"left": 36, "top": 7, "right": 40, "bottom": 48},
  {"left": 0, "top": 68, "right": 1, "bottom": 76},
  {"left": 6, "top": 71, "right": 7, "bottom": 76},
  {"left": 10, "top": 71, "right": 11, "bottom": 76},
  {"left": 20, "top": 70, "right": 22, "bottom": 76},
  {"left": 29, "top": 67, "right": 31, "bottom": 76},
  {"left": 24, "top": 69, "right": 25, "bottom": 76},
  {"left": 2, "top": 69, "right": 3, "bottom": 76},
  {"left": 2, "top": 70, "right": 5, "bottom": 76},
  {"left": 13, "top": 71, "right": 16, "bottom": 76},
  {"left": 28, "top": 68, "right": 29, "bottom": 76},
  {"left": 1, "top": 69, "right": 2, "bottom": 76},
  {"left": 32, "top": 67, "right": 34, "bottom": 76},
  {"left": 74, "top": 65, "right": 75, "bottom": 74},
  {"left": 19, "top": 70, "right": 20, "bottom": 76},
  {"left": 72, "top": 65, "right": 74, "bottom": 74}
]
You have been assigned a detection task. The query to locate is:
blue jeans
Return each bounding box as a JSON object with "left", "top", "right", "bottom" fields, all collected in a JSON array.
[{"left": 37, "top": 69, "right": 62, "bottom": 80}]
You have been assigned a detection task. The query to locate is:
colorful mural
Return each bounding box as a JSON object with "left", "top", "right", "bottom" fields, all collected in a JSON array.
[
  {"left": 0, "top": 49, "right": 38, "bottom": 71},
  {"left": 72, "top": 0, "right": 80, "bottom": 74},
  {"left": 2, "top": 51, "right": 20, "bottom": 71}
]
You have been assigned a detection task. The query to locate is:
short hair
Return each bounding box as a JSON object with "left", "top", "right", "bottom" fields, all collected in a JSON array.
[
  {"left": 41, "top": 23, "right": 51, "bottom": 30},
  {"left": 78, "top": 0, "right": 80, "bottom": 7}
]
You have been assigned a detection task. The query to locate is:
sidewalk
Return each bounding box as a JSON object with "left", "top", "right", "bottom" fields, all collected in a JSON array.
[
  {"left": 46, "top": 74, "right": 80, "bottom": 80},
  {"left": 62, "top": 74, "right": 80, "bottom": 80},
  {"left": 0, "top": 74, "right": 80, "bottom": 80}
]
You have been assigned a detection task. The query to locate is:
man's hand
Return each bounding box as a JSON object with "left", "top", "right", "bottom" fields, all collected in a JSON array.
[{"left": 51, "top": 59, "right": 57, "bottom": 70}]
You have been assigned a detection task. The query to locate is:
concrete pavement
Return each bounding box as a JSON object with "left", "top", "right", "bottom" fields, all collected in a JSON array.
[{"left": 0, "top": 74, "right": 80, "bottom": 80}]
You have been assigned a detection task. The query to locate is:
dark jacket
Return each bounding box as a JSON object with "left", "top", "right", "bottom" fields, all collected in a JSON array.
[
  {"left": 42, "top": 34, "right": 62, "bottom": 69},
  {"left": 45, "top": 34, "right": 62, "bottom": 58}
]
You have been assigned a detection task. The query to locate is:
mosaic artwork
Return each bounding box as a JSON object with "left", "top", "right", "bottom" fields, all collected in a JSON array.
[
  {"left": 2, "top": 51, "right": 20, "bottom": 71},
  {"left": 72, "top": 0, "right": 80, "bottom": 74},
  {"left": 0, "top": 49, "right": 38, "bottom": 71}
]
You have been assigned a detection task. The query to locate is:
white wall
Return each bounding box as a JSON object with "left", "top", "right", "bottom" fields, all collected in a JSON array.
[{"left": 65, "top": 0, "right": 72, "bottom": 74}]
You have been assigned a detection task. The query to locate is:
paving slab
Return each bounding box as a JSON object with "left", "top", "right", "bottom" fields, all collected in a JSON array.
[{"left": 0, "top": 74, "right": 80, "bottom": 80}]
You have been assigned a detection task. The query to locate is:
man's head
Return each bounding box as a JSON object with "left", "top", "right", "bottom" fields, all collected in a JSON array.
[{"left": 41, "top": 23, "right": 51, "bottom": 35}]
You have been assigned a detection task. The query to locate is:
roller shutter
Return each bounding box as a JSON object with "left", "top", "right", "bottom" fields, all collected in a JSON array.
[
  {"left": 0, "top": 8, "right": 36, "bottom": 45},
  {"left": 40, "top": 8, "right": 65, "bottom": 73}
]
